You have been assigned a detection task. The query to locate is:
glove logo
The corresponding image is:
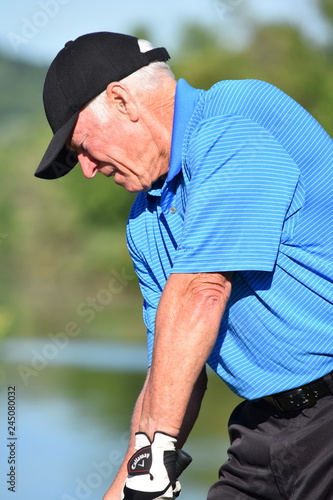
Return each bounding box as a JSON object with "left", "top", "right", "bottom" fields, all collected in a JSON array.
[
  {"left": 131, "top": 453, "right": 150, "bottom": 470},
  {"left": 127, "top": 446, "right": 152, "bottom": 475}
]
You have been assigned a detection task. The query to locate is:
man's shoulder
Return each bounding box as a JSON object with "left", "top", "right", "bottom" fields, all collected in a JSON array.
[
  {"left": 206, "top": 78, "right": 283, "bottom": 97},
  {"left": 192, "top": 77, "right": 315, "bottom": 145},
  {"left": 204, "top": 78, "right": 292, "bottom": 112}
]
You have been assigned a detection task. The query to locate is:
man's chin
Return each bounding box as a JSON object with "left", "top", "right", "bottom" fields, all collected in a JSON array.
[
  {"left": 113, "top": 173, "right": 151, "bottom": 193},
  {"left": 113, "top": 179, "right": 147, "bottom": 194}
]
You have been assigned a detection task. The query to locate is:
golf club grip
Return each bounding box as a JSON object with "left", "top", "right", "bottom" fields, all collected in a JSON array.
[{"left": 175, "top": 449, "right": 192, "bottom": 477}]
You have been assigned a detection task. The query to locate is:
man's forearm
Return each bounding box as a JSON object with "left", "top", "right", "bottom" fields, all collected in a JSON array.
[
  {"left": 103, "top": 364, "right": 207, "bottom": 500},
  {"left": 103, "top": 370, "right": 151, "bottom": 500},
  {"left": 177, "top": 366, "right": 208, "bottom": 448},
  {"left": 139, "top": 272, "right": 232, "bottom": 440}
]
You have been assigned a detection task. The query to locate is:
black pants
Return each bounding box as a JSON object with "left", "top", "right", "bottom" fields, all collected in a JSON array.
[{"left": 207, "top": 387, "right": 333, "bottom": 499}]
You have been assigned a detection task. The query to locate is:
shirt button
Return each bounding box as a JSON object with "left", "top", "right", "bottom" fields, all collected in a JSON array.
[{"left": 170, "top": 206, "right": 177, "bottom": 214}]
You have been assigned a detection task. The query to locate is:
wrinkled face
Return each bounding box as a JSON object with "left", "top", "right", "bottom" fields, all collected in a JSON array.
[{"left": 68, "top": 87, "right": 170, "bottom": 193}]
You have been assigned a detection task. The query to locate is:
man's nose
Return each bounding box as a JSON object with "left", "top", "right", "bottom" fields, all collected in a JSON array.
[{"left": 77, "top": 153, "right": 98, "bottom": 179}]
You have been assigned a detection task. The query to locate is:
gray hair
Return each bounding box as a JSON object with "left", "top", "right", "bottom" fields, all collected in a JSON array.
[{"left": 87, "top": 39, "right": 175, "bottom": 123}]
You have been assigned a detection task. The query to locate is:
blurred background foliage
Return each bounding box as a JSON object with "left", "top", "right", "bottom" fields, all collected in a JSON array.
[{"left": 0, "top": 0, "right": 332, "bottom": 343}]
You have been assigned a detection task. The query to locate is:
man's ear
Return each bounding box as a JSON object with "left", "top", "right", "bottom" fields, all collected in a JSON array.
[{"left": 105, "top": 82, "right": 139, "bottom": 122}]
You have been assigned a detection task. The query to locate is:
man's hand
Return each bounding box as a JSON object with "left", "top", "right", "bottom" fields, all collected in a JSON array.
[{"left": 122, "top": 431, "right": 192, "bottom": 500}]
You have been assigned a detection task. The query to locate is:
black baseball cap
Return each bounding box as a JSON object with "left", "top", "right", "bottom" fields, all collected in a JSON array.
[{"left": 35, "top": 32, "right": 170, "bottom": 180}]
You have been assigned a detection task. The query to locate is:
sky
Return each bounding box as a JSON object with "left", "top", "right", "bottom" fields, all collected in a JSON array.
[{"left": 0, "top": 0, "right": 331, "bottom": 65}]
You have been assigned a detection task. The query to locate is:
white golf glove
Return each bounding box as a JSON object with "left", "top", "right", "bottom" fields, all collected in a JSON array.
[{"left": 122, "top": 431, "right": 192, "bottom": 500}]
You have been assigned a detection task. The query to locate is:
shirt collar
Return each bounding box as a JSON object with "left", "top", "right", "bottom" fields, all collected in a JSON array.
[
  {"left": 147, "top": 78, "right": 201, "bottom": 197},
  {"left": 166, "top": 78, "right": 202, "bottom": 182}
]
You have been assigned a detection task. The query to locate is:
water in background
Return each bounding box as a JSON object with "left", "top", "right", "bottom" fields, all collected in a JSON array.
[{"left": 0, "top": 339, "right": 241, "bottom": 500}]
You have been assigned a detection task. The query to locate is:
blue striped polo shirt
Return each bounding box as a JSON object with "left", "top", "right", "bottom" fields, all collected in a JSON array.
[{"left": 126, "top": 78, "right": 333, "bottom": 399}]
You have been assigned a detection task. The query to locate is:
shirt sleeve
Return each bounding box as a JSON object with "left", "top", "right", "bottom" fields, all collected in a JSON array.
[{"left": 172, "top": 114, "right": 300, "bottom": 273}]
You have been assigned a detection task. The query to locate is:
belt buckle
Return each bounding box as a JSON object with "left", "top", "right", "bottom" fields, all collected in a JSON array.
[{"left": 274, "top": 385, "right": 317, "bottom": 412}]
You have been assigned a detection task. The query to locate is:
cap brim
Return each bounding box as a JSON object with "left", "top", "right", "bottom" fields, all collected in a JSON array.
[{"left": 34, "top": 113, "right": 79, "bottom": 179}]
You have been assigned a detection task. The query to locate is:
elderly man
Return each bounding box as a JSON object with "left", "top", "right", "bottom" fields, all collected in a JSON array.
[{"left": 36, "top": 32, "right": 333, "bottom": 500}]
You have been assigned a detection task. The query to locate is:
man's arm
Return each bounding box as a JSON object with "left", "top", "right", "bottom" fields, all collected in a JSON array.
[
  {"left": 140, "top": 271, "right": 232, "bottom": 440},
  {"left": 177, "top": 366, "right": 208, "bottom": 448},
  {"left": 103, "top": 370, "right": 151, "bottom": 500},
  {"left": 103, "top": 358, "right": 208, "bottom": 500}
]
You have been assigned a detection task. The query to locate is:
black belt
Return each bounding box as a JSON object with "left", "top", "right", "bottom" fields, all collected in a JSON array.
[{"left": 263, "top": 372, "right": 333, "bottom": 412}]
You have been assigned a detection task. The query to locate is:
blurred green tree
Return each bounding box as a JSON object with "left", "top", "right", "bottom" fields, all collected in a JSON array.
[{"left": 319, "top": 0, "right": 333, "bottom": 24}]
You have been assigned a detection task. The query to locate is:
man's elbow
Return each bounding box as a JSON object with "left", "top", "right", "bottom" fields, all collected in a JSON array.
[{"left": 186, "top": 272, "right": 233, "bottom": 310}]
